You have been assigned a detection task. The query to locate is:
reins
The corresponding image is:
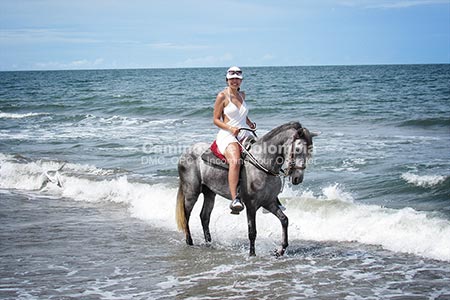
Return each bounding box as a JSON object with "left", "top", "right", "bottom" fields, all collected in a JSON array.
[{"left": 235, "top": 128, "right": 305, "bottom": 178}]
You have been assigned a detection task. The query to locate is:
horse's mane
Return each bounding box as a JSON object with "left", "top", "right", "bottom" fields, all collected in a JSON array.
[
  {"left": 259, "top": 121, "right": 313, "bottom": 155},
  {"left": 259, "top": 121, "right": 303, "bottom": 143}
]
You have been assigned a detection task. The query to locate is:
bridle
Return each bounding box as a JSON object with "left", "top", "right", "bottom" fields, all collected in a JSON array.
[
  {"left": 285, "top": 137, "right": 307, "bottom": 175},
  {"left": 236, "top": 128, "right": 308, "bottom": 178}
]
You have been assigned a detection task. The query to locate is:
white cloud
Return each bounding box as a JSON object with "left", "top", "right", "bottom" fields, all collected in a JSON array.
[
  {"left": 34, "top": 58, "right": 105, "bottom": 70},
  {"left": 147, "top": 42, "right": 210, "bottom": 50},
  {"left": 262, "top": 54, "right": 275, "bottom": 61},
  {"left": 0, "top": 29, "right": 102, "bottom": 44}
]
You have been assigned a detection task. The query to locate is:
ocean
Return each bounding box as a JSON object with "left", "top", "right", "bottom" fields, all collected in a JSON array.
[{"left": 0, "top": 64, "right": 449, "bottom": 299}]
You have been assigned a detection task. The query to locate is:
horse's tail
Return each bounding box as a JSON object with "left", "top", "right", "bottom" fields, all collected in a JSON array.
[{"left": 176, "top": 181, "right": 187, "bottom": 234}]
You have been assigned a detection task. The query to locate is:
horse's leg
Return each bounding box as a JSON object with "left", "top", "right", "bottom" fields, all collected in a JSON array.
[
  {"left": 183, "top": 193, "right": 199, "bottom": 245},
  {"left": 263, "top": 201, "right": 289, "bottom": 257},
  {"left": 200, "top": 186, "right": 216, "bottom": 243},
  {"left": 246, "top": 206, "right": 257, "bottom": 256}
]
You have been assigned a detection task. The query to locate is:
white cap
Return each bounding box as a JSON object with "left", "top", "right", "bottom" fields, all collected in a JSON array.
[{"left": 226, "top": 66, "right": 243, "bottom": 80}]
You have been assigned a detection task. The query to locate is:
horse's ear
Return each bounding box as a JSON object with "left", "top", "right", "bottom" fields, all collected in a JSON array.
[
  {"left": 300, "top": 127, "right": 317, "bottom": 138},
  {"left": 310, "top": 131, "right": 321, "bottom": 138}
]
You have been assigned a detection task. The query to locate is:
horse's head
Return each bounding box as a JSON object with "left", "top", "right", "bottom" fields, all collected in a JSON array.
[
  {"left": 286, "top": 126, "right": 319, "bottom": 185},
  {"left": 252, "top": 122, "right": 319, "bottom": 184}
]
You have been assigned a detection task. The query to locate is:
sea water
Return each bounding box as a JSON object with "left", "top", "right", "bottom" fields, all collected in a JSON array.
[{"left": 1, "top": 65, "right": 449, "bottom": 299}]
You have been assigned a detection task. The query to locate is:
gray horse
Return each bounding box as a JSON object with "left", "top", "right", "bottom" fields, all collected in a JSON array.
[{"left": 176, "top": 121, "right": 317, "bottom": 256}]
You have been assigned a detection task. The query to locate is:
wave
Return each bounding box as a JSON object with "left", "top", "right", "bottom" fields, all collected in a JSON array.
[
  {"left": 37, "top": 112, "right": 181, "bottom": 127},
  {"left": 102, "top": 113, "right": 184, "bottom": 128},
  {"left": 62, "top": 113, "right": 183, "bottom": 128},
  {"left": 179, "top": 107, "right": 211, "bottom": 117},
  {"left": 0, "top": 110, "right": 185, "bottom": 142},
  {"left": 277, "top": 185, "right": 450, "bottom": 262},
  {"left": 0, "top": 111, "right": 47, "bottom": 119},
  {"left": 399, "top": 117, "right": 450, "bottom": 128},
  {"left": 1, "top": 154, "right": 450, "bottom": 262},
  {"left": 0, "top": 153, "right": 120, "bottom": 190},
  {"left": 401, "top": 172, "right": 447, "bottom": 188}
]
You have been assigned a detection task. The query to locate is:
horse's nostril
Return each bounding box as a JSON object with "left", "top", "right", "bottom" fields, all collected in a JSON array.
[{"left": 292, "top": 176, "right": 304, "bottom": 185}]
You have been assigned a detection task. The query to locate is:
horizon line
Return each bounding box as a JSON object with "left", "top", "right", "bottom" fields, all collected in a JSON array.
[{"left": 1, "top": 62, "right": 449, "bottom": 73}]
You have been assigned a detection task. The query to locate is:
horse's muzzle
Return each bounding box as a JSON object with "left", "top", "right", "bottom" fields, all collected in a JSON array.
[{"left": 291, "top": 173, "right": 304, "bottom": 185}]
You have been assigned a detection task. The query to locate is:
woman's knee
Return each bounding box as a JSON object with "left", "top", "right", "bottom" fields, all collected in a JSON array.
[{"left": 225, "top": 144, "right": 241, "bottom": 165}]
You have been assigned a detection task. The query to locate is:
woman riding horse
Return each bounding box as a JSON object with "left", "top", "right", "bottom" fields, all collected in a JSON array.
[
  {"left": 213, "top": 66, "right": 256, "bottom": 214},
  {"left": 176, "top": 121, "right": 318, "bottom": 256}
]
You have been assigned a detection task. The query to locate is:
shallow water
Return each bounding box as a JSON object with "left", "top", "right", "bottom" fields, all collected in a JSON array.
[
  {"left": 1, "top": 191, "right": 449, "bottom": 299},
  {"left": 1, "top": 65, "right": 449, "bottom": 298}
]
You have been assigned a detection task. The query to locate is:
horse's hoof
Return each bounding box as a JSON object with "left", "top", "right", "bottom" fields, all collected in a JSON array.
[
  {"left": 230, "top": 209, "right": 241, "bottom": 215},
  {"left": 273, "top": 248, "right": 285, "bottom": 257}
]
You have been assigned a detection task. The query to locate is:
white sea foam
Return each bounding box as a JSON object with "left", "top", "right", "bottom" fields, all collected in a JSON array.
[
  {"left": 1, "top": 155, "right": 450, "bottom": 261},
  {"left": 0, "top": 155, "right": 63, "bottom": 190},
  {"left": 278, "top": 185, "right": 450, "bottom": 261},
  {"left": 401, "top": 172, "right": 447, "bottom": 188},
  {"left": 79, "top": 114, "right": 180, "bottom": 127},
  {"left": 0, "top": 154, "right": 116, "bottom": 191},
  {"left": 0, "top": 111, "right": 45, "bottom": 119},
  {"left": 321, "top": 183, "right": 354, "bottom": 203},
  {"left": 137, "top": 183, "right": 450, "bottom": 261}
]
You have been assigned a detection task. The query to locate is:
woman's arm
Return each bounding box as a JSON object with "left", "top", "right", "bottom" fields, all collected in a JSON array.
[
  {"left": 241, "top": 93, "right": 256, "bottom": 129},
  {"left": 246, "top": 117, "right": 256, "bottom": 129}
]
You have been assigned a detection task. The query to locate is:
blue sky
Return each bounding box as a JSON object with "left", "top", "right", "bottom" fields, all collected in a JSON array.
[{"left": 0, "top": 0, "right": 449, "bottom": 71}]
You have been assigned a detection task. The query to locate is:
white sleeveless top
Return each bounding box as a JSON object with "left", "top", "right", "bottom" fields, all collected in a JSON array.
[{"left": 215, "top": 89, "right": 251, "bottom": 154}]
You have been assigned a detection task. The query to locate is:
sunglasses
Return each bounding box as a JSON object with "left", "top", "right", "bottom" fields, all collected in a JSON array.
[{"left": 228, "top": 70, "right": 242, "bottom": 75}]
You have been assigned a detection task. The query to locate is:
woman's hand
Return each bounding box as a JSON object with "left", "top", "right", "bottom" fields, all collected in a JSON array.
[
  {"left": 246, "top": 117, "right": 256, "bottom": 130},
  {"left": 229, "top": 126, "right": 240, "bottom": 136}
]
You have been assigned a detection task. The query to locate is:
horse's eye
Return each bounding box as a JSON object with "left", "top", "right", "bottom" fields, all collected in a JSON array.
[{"left": 295, "top": 143, "right": 304, "bottom": 154}]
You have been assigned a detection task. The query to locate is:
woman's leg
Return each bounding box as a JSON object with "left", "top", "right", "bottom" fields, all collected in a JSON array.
[
  {"left": 224, "top": 142, "right": 241, "bottom": 200},
  {"left": 224, "top": 142, "right": 244, "bottom": 213}
]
